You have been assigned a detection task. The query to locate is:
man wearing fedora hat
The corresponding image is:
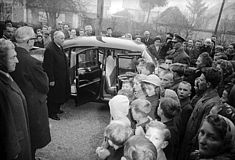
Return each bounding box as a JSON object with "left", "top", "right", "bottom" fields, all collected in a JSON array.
[{"left": 168, "top": 34, "right": 190, "bottom": 66}]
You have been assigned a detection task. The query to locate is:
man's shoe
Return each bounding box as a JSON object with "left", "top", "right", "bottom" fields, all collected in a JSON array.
[
  {"left": 49, "top": 114, "right": 60, "bottom": 120},
  {"left": 58, "top": 109, "right": 64, "bottom": 114}
]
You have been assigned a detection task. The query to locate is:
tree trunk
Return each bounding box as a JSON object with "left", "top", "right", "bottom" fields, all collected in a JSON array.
[
  {"left": 146, "top": 7, "right": 151, "bottom": 23},
  {"left": 96, "top": 0, "right": 104, "bottom": 36}
]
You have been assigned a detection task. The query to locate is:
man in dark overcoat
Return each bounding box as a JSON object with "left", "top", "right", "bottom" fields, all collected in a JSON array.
[
  {"left": 10, "top": 26, "right": 51, "bottom": 160},
  {"left": 0, "top": 38, "right": 32, "bottom": 160},
  {"left": 168, "top": 34, "right": 190, "bottom": 66},
  {"left": 178, "top": 67, "right": 222, "bottom": 160},
  {"left": 43, "top": 31, "right": 70, "bottom": 120}
]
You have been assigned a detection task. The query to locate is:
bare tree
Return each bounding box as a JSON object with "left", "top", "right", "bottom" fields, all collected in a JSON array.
[
  {"left": 186, "top": 0, "right": 208, "bottom": 28},
  {"left": 19, "top": 0, "right": 87, "bottom": 28},
  {"left": 155, "top": 6, "right": 192, "bottom": 38},
  {"left": 139, "top": 0, "right": 168, "bottom": 23}
]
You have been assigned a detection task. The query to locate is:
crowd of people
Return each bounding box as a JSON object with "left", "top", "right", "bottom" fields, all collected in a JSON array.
[
  {"left": 1, "top": 19, "right": 235, "bottom": 160},
  {"left": 95, "top": 31, "right": 235, "bottom": 160}
]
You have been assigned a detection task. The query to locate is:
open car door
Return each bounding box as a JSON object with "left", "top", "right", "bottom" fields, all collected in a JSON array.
[
  {"left": 69, "top": 47, "right": 102, "bottom": 104},
  {"left": 98, "top": 49, "right": 141, "bottom": 101},
  {"left": 116, "top": 51, "right": 141, "bottom": 90}
]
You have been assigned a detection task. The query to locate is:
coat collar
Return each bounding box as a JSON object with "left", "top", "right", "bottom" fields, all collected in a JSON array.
[
  {"left": 170, "top": 47, "right": 184, "bottom": 58},
  {"left": 180, "top": 97, "right": 191, "bottom": 109},
  {"left": 52, "top": 42, "right": 63, "bottom": 53},
  {"left": 200, "top": 89, "right": 219, "bottom": 103},
  {"left": 15, "top": 46, "right": 29, "bottom": 54},
  {"left": 0, "top": 70, "right": 13, "bottom": 83},
  {"left": 175, "top": 47, "right": 184, "bottom": 53},
  {"left": 0, "top": 70, "right": 23, "bottom": 96}
]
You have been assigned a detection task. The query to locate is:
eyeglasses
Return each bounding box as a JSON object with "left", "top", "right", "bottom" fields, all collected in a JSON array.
[
  {"left": 27, "top": 37, "right": 37, "bottom": 43},
  {"left": 29, "top": 37, "right": 37, "bottom": 41}
]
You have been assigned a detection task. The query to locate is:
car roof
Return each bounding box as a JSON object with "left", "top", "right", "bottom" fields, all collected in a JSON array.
[{"left": 63, "top": 36, "right": 146, "bottom": 53}]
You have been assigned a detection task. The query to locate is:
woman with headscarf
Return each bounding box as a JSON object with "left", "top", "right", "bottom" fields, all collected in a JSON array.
[
  {"left": 0, "top": 39, "right": 31, "bottom": 160},
  {"left": 191, "top": 114, "right": 235, "bottom": 160}
]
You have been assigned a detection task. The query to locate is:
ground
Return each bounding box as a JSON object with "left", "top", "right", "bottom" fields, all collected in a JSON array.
[{"left": 36, "top": 98, "right": 110, "bottom": 160}]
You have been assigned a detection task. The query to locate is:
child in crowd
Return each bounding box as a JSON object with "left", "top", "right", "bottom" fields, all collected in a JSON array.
[
  {"left": 141, "top": 62, "right": 155, "bottom": 76},
  {"left": 117, "top": 89, "right": 135, "bottom": 128},
  {"left": 133, "top": 74, "right": 147, "bottom": 99},
  {"left": 136, "top": 58, "right": 146, "bottom": 74},
  {"left": 96, "top": 120, "right": 133, "bottom": 160},
  {"left": 121, "top": 135, "right": 158, "bottom": 160},
  {"left": 141, "top": 74, "right": 161, "bottom": 119},
  {"left": 177, "top": 81, "right": 193, "bottom": 141},
  {"left": 121, "top": 80, "right": 134, "bottom": 93},
  {"left": 145, "top": 120, "right": 171, "bottom": 160},
  {"left": 159, "top": 70, "right": 174, "bottom": 89},
  {"left": 156, "top": 63, "right": 168, "bottom": 76},
  {"left": 109, "top": 95, "right": 131, "bottom": 127},
  {"left": 157, "top": 97, "right": 181, "bottom": 160},
  {"left": 157, "top": 69, "right": 180, "bottom": 107},
  {"left": 164, "top": 56, "right": 173, "bottom": 69},
  {"left": 117, "top": 89, "right": 134, "bottom": 103},
  {"left": 130, "top": 99, "right": 152, "bottom": 135}
]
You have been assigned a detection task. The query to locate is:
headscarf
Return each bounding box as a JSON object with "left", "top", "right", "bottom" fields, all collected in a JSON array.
[{"left": 109, "top": 95, "right": 131, "bottom": 127}]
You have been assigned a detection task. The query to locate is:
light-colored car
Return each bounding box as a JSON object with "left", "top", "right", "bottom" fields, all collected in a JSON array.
[{"left": 31, "top": 36, "right": 156, "bottom": 103}]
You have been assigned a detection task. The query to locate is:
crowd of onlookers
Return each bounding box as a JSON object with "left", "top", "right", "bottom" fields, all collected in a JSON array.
[
  {"left": 95, "top": 31, "right": 235, "bottom": 159},
  {"left": 1, "top": 19, "right": 235, "bottom": 160}
]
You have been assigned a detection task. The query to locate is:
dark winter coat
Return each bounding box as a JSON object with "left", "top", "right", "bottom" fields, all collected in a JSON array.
[
  {"left": 178, "top": 89, "right": 221, "bottom": 160},
  {"left": 141, "top": 37, "right": 154, "bottom": 47},
  {"left": 185, "top": 47, "right": 201, "bottom": 67},
  {"left": 178, "top": 98, "right": 193, "bottom": 142},
  {"left": 10, "top": 46, "right": 51, "bottom": 149},
  {"left": 43, "top": 41, "right": 70, "bottom": 104},
  {"left": 190, "top": 150, "right": 235, "bottom": 160},
  {"left": 164, "top": 119, "right": 180, "bottom": 160},
  {"left": 148, "top": 44, "right": 164, "bottom": 61},
  {"left": 169, "top": 47, "right": 190, "bottom": 66},
  {"left": 0, "top": 71, "right": 31, "bottom": 160}
]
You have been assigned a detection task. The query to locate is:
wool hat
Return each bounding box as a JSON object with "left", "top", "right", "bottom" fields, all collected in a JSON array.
[
  {"left": 109, "top": 95, "right": 130, "bottom": 120},
  {"left": 142, "top": 74, "right": 160, "bottom": 87}
]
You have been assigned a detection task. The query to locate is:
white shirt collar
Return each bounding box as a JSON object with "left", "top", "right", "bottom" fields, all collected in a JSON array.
[{"left": 0, "top": 70, "right": 13, "bottom": 81}]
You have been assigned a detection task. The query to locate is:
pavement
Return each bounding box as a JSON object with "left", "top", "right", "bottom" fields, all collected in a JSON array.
[{"left": 36, "top": 98, "right": 110, "bottom": 160}]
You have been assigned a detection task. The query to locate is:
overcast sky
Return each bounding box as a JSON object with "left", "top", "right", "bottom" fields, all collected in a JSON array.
[{"left": 109, "top": 0, "right": 227, "bottom": 14}]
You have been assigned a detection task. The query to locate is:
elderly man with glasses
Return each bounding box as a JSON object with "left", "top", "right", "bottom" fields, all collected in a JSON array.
[{"left": 10, "top": 26, "right": 51, "bottom": 160}]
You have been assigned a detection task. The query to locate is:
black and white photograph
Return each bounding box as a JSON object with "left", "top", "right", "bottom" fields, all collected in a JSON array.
[{"left": 0, "top": 0, "right": 235, "bottom": 160}]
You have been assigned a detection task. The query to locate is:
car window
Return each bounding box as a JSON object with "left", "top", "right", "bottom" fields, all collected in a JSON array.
[
  {"left": 118, "top": 55, "right": 138, "bottom": 75},
  {"left": 70, "top": 48, "right": 99, "bottom": 68},
  {"left": 79, "top": 50, "right": 99, "bottom": 68}
]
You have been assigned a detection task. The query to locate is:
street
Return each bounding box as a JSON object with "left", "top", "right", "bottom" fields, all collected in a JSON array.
[{"left": 36, "top": 97, "right": 110, "bottom": 160}]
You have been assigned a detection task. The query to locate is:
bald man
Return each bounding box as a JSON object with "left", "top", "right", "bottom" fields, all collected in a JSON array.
[{"left": 43, "top": 31, "right": 70, "bottom": 120}]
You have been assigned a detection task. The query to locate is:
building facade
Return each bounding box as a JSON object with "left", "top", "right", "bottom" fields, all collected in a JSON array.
[{"left": 0, "top": 0, "right": 111, "bottom": 28}]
